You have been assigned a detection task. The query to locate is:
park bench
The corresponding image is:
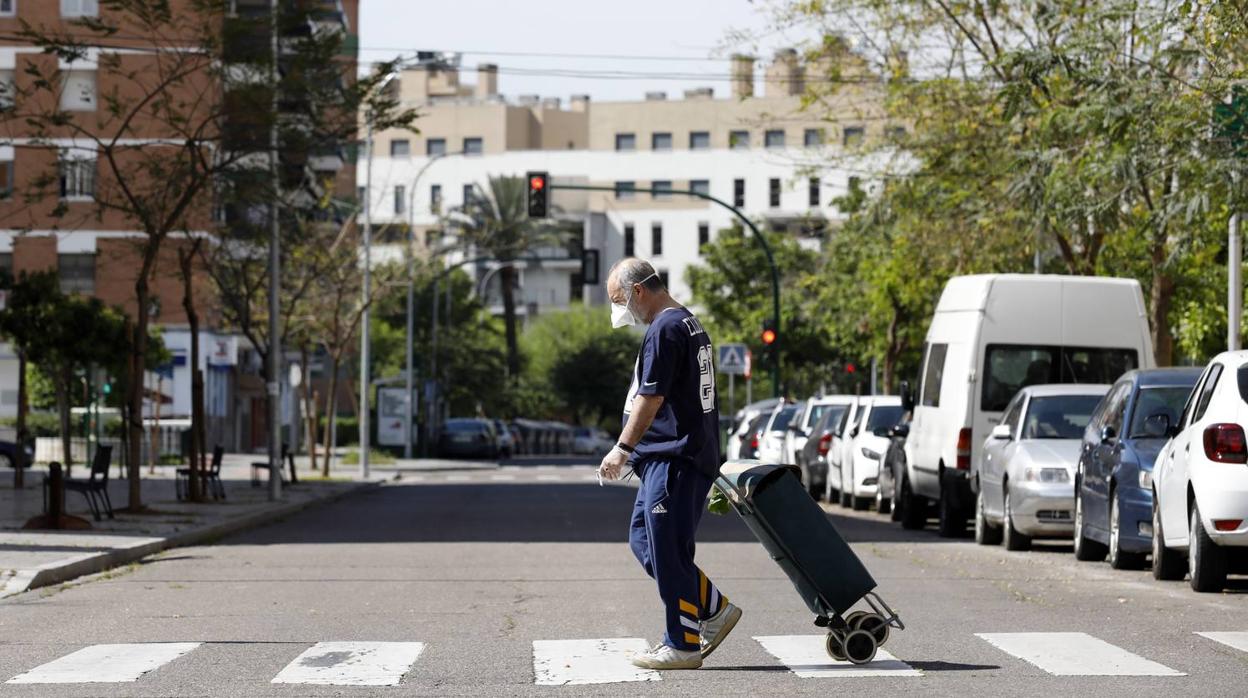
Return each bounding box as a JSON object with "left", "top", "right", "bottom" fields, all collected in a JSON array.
[{"left": 176, "top": 445, "right": 225, "bottom": 501}]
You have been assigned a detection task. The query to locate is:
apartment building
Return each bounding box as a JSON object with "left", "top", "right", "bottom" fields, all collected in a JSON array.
[
  {"left": 363, "top": 49, "right": 899, "bottom": 318},
  {"left": 0, "top": 0, "right": 359, "bottom": 452}
]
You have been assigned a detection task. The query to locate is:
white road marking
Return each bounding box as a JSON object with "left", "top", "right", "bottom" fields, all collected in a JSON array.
[
  {"left": 406, "top": 474, "right": 426, "bottom": 481},
  {"left": 532, "top": 638, "right": 659, "bottom": 686},
  {"left": 536, "top": 474, "right": 562, "bottom": 482},
  {"left": 8, "top": 643, "right": 201, "bottom": 684},
  {"left": 271, "top": 642, "right": 425, "bottom": 686},
  {"left": 976, "top": 633, "right": 1184, "bottom": 676},
  {"left": 1196, "top": 632, "right": 1248, "bottom": 654},
  {"left": 490, "top": 474, "right": 517, "bottom": 482},
  {"left": 444, "top": 475, "right": 470, "bottom": 482},
  {"left": 754, "top": 635, "right": 920, "bottom": 678}
]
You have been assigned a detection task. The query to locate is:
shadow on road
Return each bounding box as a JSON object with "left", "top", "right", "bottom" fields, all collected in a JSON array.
[{"left": 225, "top": 482, "right": 969, "bottom": 546}]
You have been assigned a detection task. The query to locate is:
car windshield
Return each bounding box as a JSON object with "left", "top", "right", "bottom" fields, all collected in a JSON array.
[
  {"left": 1128, "top": 387, "right": 1192, "bottom": 438},
  {"left": 770, "top": 406, "right": 800, "bottom": 432},
  {"left": 817, "top": 405, "right": 849, "bottom": 434},
  {"left": 445, "top": 420, "right": 485, "bottom": 433},
  {"left": 865, "top": 405, "right": 904, "bottom": 431},
  {"left": 1021, "top": 395, "right": 1103, "bottom": 439},
  {"left": 982, "top": 344, "right": 1137, "bottom": 412},
  {"left": 805, "top": 403, "right": 833, "bottom": 429}
]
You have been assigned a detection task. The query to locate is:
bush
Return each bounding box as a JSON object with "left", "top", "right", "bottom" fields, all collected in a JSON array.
[
  {"left": 342, "top": 448, "right": 395, "bottom": 465},
  {"left": 0, "top": 412, "right": 61, "bottom": 438},
  {"left": 318, "top": 415, "right": 359, "bottom": 447}
]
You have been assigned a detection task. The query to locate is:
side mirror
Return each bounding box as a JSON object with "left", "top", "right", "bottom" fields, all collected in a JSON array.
[
  {"left": 991, "top": 423, "right": 1012, "bottom": 440},
  {"left": 1142, "top": 413, "right": 1171, "bottom": 438},
  {"left": 1100, "top": 425, "right": 1117, "bottom": 443},
  {"left": 849, "top": 426, "right": 859, "bottom": 438},
  {"left": 890, "top": 424, "right": 910, "bottom": 438},
  {"left": 900, "top": 380, "right": 915, "bottom": 412}
]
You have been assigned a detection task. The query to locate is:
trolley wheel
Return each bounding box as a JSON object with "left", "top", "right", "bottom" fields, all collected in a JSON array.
[
  {"left": 843, "top": 629, "right": 878, "bottom": 665},
  {"left": 843, "top": 610, "right": 869, "bottom": 629},
  {"left": 825, "top": 631, "right": 847, "bottom": 661},
  {"left": 853, "top": 613, "right": 890, "bottom": 646}
]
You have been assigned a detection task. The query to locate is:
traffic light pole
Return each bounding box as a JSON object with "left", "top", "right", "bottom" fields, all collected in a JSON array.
[{"left": 548, "top": 184, "right": 782, "bottom": 397}]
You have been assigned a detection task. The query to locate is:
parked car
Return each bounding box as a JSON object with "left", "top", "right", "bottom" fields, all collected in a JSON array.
[
  {"left": 903, "top": 274, "right": 1155, "bottom": 537},
  {"left": 797, "top": 402, "right": 854, "bottom": 500},
  {"left": 827, "top": 400, "right": 864, "bottom": 504},
  {"left": 877, "top": 419, "right": 911, "bottom": 518},
  {"left": 974, "top": 384, "right": 1110, "bottom": 550},
  {"left": 437, "top": 418, "right": 499, "bottom": 459},
  {"left": 492, "top": 419, "right": 516, "bottom": 458},
  {"left": 1073, "top": 367, "right": 1202, "bottom": 569},
  {"left": 785, "top": 396, "right": 855, "bottom": 470},
  {"left": 736, "top": 413, "right": 771, "bottom": 460},
  {"left": 726, "top": 398, "right": 781, "bottom": 460},
  {"left": 573, "top": 427, "right": 613, "bottom": 456},
  {"left": 757, "top": 402, "right": 800, "bottom": 464},
  {"left": 837, "top": 397, "right": 905, "bottom": 510},
  {"left": 1153, "top": 351, "right": 1248, "bottom": 591},
  {"left": 0, "top": 440, "right": 34, "bottom": 469}
]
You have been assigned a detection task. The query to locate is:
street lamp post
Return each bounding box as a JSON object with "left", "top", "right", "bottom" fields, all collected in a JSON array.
[{"left": 266, "top": 0, "right": 282, "bottom": 501}]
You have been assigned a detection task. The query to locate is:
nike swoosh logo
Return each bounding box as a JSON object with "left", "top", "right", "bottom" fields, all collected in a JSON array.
[{"left": 643, "top": 381, "right": 657, "bottom": 387}]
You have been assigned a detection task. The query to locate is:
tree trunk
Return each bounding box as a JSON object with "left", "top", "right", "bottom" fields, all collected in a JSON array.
[
  {"left": 14, "top": 353, "right": 26, "bottom": 489},
  {"left": 1150, "top": 264, "right": 1175, "bottom": 367},
  {"left": 127, "top": 282, "right": 151, "bottom": 512},
  {"left": 301, "top": 344, "right": 317, "bottom": 474},
  {"left": 321, "top": 356, "right": 340, "bottom": 478},
  {"left": 499, "top": 264, "right": 521, "bottom": 378},
  {"left": 56, "top": 375, "right": 72, "bottom": 478},
  {"left": 179, "top": 246, "right": 203, "bottom": 500}
]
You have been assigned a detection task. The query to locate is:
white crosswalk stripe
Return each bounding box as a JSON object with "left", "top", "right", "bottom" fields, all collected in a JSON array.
[
  {"left": 754, "top": 635, "right": 920, "bottom": 678},
  {"left": 976, "top": 632, "right": 1184, "bottom": 676},
  {"left": 8, "top": 643, "right": 201, "bottom": 684},
  {"left": 1195, "top": 631, "right": 1248, "bottom": 654},
  {"left": 270, "top": 642, "right": 425, "bottom": 686},
  {"left": 532, "top": 639, "right": 660, "bottom": 686},
  {"left": 490, "top": 474, "right": 517, "bottom": 481}
]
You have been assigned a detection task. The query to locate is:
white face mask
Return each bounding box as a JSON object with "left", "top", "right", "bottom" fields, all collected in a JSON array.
[{"left": 611, "top": 272, "right": 658, "bottom": 329}]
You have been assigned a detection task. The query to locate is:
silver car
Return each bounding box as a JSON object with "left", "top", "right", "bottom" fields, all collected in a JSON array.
[{"left": 974, "top": 384, "right": 1110, "bottom": 550}]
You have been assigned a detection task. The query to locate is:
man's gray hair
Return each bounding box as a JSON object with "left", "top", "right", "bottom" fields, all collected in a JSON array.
[{"left": 609, "top": 257, "right": 664, "bottom": 291}]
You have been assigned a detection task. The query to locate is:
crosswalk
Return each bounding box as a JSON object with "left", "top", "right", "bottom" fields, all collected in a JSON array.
[
  {"left": 3, "top": 631, "right": 1242, "bottom": 686},
  {"left": 401, "top": 465, "right": 613, "bottom": 486}
]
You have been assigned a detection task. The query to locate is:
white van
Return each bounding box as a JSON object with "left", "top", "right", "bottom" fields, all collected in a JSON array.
[{"left": 899, "top": 274, "right": 1156, "bottom": 537}]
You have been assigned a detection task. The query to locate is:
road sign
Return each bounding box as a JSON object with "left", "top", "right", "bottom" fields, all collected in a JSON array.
[
  {"left": 718, "top": 343, "right": 748, "bottom": 376},
  {"left": 376, "top": 386, "right": 418, "bottom": 448}
]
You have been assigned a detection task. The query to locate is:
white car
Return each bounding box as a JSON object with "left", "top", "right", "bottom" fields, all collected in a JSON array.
[
  {"left": 1153, "top": 351, "right": 1248, "bottom": 592},
  {"left": 827, "top": 399, "right": 863, "bottom": 503},
  {"left": 837, "top": 397, "right": 904, "bottom": 510},
  {"left": 572, "top": 427, "right": 612, "bottom": 456},
  {"left": 757, "top": 402, "right": 801, "bottom": 464},
  {"left": 974, "top": 384, "right": 1109, "bottom": 550},
  {"left": 785, "top": 396, "right": 855, "bottom": 470},
  {"left": 726, "top": 398, "right": 781, "bottom": 460}
]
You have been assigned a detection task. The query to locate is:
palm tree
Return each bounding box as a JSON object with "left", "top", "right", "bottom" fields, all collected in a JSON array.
[{"left": 446, "top": 175, "right": 571, "bottom": 378}]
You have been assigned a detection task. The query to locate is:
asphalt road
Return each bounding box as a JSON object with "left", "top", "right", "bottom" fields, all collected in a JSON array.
[{"left": 0, "top": 463, "right": 1245, "bottom": 696}]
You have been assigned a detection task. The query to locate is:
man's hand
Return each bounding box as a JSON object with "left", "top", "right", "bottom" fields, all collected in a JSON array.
[{"left": 598, "top": 446, "right": 629, "bottom": 481}]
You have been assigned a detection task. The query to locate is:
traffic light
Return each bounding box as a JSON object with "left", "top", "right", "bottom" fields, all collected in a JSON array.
[
  {"left": 760, "top": 319, "right": 777, "bottom": 365},
  {"left": 526, "top": 171, "right": 549, "bottom": 218}
]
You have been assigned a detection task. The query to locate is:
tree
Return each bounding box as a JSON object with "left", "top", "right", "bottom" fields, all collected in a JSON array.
[
  {"left": 445, "top": 175, "right": 575, "bottom": 379},
  {"left": 520, "top": 305, "right": 637, "bottom": 427}
]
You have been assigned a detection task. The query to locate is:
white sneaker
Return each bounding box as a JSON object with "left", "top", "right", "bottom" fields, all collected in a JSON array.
[
  {"left": 630, "top": 643, "right": 703, "bottom": 670},
  {"left": 700, "top": 602, "right": 742, "bottom": 659}
]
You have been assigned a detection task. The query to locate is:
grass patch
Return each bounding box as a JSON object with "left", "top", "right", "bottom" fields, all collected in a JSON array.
[{"left": 341, "top": 449, "right": 396, "bottom": 465}]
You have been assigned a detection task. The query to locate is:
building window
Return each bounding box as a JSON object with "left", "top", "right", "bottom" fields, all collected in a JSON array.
[
  {"left": 462, "top": 183, "right": 475, "bottom": 206},
  {"left": 887, "top": 125, "right": 907, "bottom": 140},
  {"left": 689, "top": 179, "right": 709, "bottom": 197},
  {"left": 809, "top": 177, "right": 820, "bottom": 207},
  {"left": 651, "top": 180, "right": 672, "bottom": 200},
  {"left": 60, "top": 0, "right": 97, "bottom": 17},
  {"left": 0, "top": 253, "right": 12, "bottom": 276},
  {"left": 729, "top": 130, "right": 749, "bottom": 149},
  {"left": 689, "top": 131, "right": 710, "bottom": 150},
  {"left": 0, "top": 0, "right": 13, "bottom": 16},
  {"left": 651, "top": 223, "right": 663, "bottom": 256},
  {"left": 394, "top": 185, "right": 406, "bottom": 215},
  {"left": 462, "top": 137, "right": 483, "bottom": 155},
  {"left": 426, "top": 138, "right": 446, "bottom": 156},
  {"left": 848, "top": 176, "right": 862, "bottom": 193},
  {"left": 768, "top": 178, "right": 781, "bottom": 208},
  {"left": 804, "top": 128, "right": 824, "bottom": 147},
  {"left": 615, "top": 133, "right": 636, "bottom": 151},
  {"left": 58, "top": 253, "right": 95, "bottom": 295},
  {"left": 0, "top": 70, "right": 13, "bottom": 110},
  {"left": 843, "top": 126, "right": 865, "bottom": 147},
  {"left": 698, "top": 222, "right": 710, "bottom": 250},
  {"left": 430, "top": 184, "right": 442, "bottom": 214},
  {"left": 357, "top": 185, "right": 366, "bottom": 204},
  {"left": 733, "top": 178, "right": 745, "bottom": 208},
  {"left": 425, "top": 229, "right": 439, "bottom": 248},
  {"left": 59, "top": 153, "right": 95, "bottom": 200},
  {"left": 615, "top": 181, "right": 636, "bottom": 200},
  {"left": 765, "top": 130, "right": 785, "bottom": 148},
  {"left": 651, "top": 132, "right": 672, "bottom": 150},
  {"left": 60, "top": 71, "right": 96, "bottom": 111},
  {"left": 389, "top": 139, "right": 410, "bottom": 158},
  {"left": 0, "top": 160, "right": 12, "bottom": 199},
  {"left": 624, "top": 224, "right": 635, "bottom": 256},
  {"left": 658, "top": 270, "right": 669, "bottom": 288}
]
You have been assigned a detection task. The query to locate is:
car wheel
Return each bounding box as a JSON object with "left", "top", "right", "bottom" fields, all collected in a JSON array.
[
  {"left": 839, "top": 489, "right": 852, "bottom": 507},
  {"left": 899, "top": 476, "right": 926, "bottom": 530},
  {"left": 852, "top": 495, "right": 870, "bottom": 511},
  {"left": 889, "top": 469, "right": 904, "bottom": 522},
  {"left": 1073, "top": 487, "right": 1107, "bottom": 562},
  {"left": 937, "top": 480, "right": 965, "bottom": 538},
  {"left": 974, "top": 486, "right": 1002, "bottom": 546},
  {"left": 1108, "top": 494, "right": 1144, "bottom": 570},
  {"left": 1151, "top": 497, "right": 1186, "bottom": 581},
  {"left": 1002, "top": 486, "right": 1031, "bottom": 551},
  {"left": 807, "top": 480, "right": 823, "bottom": 501},
  {"left": 1189, "top": 502, "right": 1228, "bottom": 592},
  {"left": 0, "top": 453, "right": 11, "bottom": 469},
  {"left": 875, "top": 487, "right": 891, "bottom": 516}
]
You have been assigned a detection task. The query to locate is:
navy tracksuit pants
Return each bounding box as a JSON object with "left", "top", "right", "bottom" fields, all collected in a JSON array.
[{"left": 629, "top": 458, "right": 727, "bottom": 651}]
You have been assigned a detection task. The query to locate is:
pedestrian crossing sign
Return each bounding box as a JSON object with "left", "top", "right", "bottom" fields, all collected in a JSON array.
[{"left": 718, "top": 343, "right": 748, "bottom": 375}]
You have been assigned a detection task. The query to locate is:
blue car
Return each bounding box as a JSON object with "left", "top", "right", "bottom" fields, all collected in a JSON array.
[{"left": 1073, "top": 367, "right": 1202, "bottom": 569}]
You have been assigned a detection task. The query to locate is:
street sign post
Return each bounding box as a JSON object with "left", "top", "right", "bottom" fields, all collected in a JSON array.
[{"left": 718, "top": 343, "right": 748, "bottom": 414}]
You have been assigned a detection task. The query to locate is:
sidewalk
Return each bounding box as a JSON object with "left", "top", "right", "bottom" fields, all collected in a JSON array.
[{"left": 0, "top": 454, "right": 381, "bottom": 598}]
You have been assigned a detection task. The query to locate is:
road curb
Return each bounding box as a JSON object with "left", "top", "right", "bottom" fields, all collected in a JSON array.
[{"left": 2, "top": 480, "right": 382, "bottom": 598}]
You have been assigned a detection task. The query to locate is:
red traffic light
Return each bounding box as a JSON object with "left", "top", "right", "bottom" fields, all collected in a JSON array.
[
  {"left": 846, "top": 363, "right": 856, "bottom": 373},
  {"left": 529, "top": 175, "right": 545, "bottom": 191},
  {"left": 761, "top": 329, "right": 777, "bottom": 345}
]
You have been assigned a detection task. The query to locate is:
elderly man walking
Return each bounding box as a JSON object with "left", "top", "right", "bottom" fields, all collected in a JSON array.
[{"left": 597, "top": 257, "right": 742, "bottom": 670}]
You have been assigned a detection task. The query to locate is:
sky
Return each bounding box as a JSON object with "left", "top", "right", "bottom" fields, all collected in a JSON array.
[{"left": 358, "top": 0, "right": 813, "bottom": 102}]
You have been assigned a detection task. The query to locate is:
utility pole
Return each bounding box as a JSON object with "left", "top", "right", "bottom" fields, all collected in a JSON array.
[
  {"left": 266, "top": 0, "right": 282, "bottom": 501},
  {"left": 360, "top": 117, "right": 374, "bottom": 479},
  {"left": 1231, "top": 205, "right": 1242, "bottom": 352}
]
